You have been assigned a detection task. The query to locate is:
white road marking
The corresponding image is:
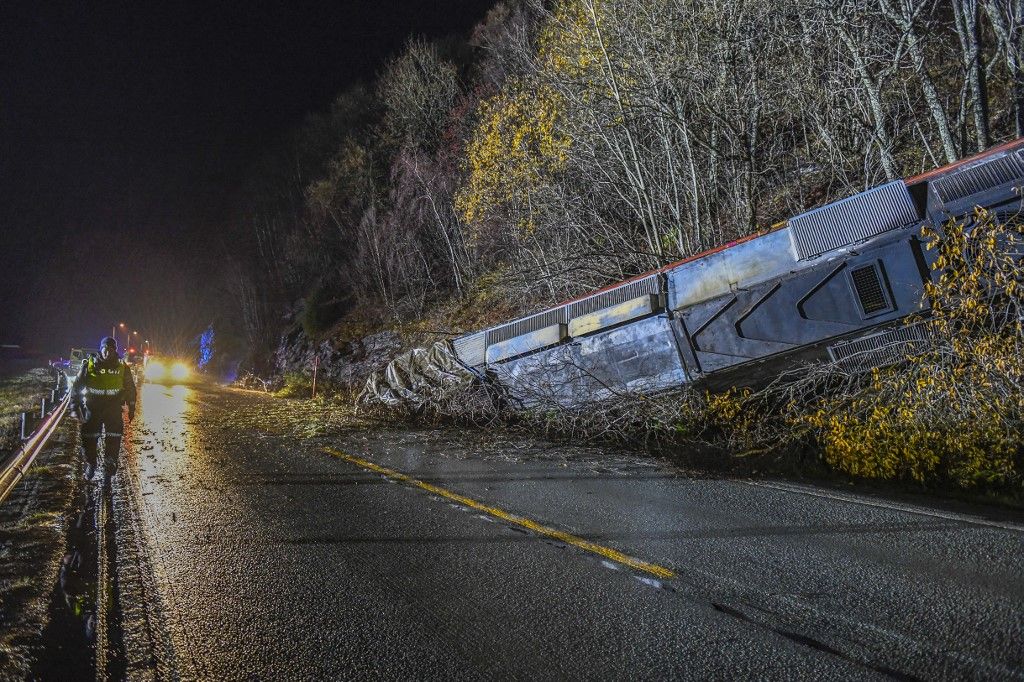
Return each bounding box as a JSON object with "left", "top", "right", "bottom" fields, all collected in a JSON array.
[{"left": 741, "top": 479, "right": 1024, "bottom": 533}]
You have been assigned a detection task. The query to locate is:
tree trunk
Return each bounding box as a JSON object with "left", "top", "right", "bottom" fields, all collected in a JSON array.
[
  {"left": 878, "top": 0, "right": 959, "bottom": 162},
  {"left": 956, "top": 0, "right": 991, "bottom": 150},
  {"left": 983, "top": 0, "right": 1024, "bottom": 136},
  {"left": 836, "top": 24, "right": 899, "bottom": 179}
]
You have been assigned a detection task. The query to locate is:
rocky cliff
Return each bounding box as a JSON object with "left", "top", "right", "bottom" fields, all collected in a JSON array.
[{"left": 273, "top": 327, "right": 403, "bottom": 391}]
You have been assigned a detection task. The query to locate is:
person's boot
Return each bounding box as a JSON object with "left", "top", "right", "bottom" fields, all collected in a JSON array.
[
  {"left": 103, "top": 436, "right": 121, "bottom": 487},
  {"left": 81, "top": 442, "right": 98, "bottom": 482}
]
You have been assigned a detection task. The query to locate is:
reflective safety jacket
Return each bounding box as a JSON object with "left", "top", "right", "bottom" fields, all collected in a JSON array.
[{"left": 72, "top": 354, "right": 137, "bottom": 408}]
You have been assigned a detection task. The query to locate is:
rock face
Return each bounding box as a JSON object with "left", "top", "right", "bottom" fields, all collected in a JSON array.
[{"left": 273, "top": 328, "right": 403, "bottom": 390}]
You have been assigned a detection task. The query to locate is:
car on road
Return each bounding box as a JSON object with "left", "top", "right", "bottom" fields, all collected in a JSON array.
[
  {"left": 143, "top": 355, "right": 196, "bottom": 385},
  {"left": 66, "top": 348, "right": 94, "bottom": 378}
]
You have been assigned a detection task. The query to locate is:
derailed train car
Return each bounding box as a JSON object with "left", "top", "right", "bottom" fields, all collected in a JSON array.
[{"left": 450, "top": 139, "right": 1024, "bottom": 407}]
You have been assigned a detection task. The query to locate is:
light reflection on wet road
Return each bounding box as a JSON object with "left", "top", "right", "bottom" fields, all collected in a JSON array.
[
  {"left": 138, "top": 383, "right": 191, "bottom": 479},
  {"left": 116, "top": 382, "right": 1024, "bottom": 680}
]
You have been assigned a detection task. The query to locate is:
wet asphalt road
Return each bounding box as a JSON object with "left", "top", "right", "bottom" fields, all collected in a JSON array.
[{"left": 114, "top": 382, "right": 1024, "bottom": 680}]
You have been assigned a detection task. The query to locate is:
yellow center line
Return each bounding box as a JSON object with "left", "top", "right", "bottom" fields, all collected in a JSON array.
[{"left": 323, "top": 447, "right": 676, "bottom": 580}]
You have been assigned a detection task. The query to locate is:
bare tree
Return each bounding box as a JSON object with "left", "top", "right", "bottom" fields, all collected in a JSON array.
[
  {"left": 983, "top": 0, "right": 1024, "bottom": 136},
  {"left": 877, "top": 0, "right": 960, "bottom": 162},
  {"left": 955, "top": 0, "right": 992, "bottom": 150}
]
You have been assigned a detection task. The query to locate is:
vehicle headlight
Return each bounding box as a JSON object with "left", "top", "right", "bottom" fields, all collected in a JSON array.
[
  {"left": 170, "top": 362, "right": 190, "bottom": 382},
  {"left": 145, "top": 360, "right": 166, "bottom": 380}
]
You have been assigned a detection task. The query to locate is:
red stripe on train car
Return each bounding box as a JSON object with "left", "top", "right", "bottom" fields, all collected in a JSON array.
[
  {"left": 904, "top": 137, "right": 1024, "bottom": 185},
  {"left": 554, "top": 229, "right": 776, "bottom": 308}
]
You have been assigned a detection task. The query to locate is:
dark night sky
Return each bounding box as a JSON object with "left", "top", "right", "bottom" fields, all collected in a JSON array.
[{"left": 0, "top": 0, "right": 496, "bottom": 354}]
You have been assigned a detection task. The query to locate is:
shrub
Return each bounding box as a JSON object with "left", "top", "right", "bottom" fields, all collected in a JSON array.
[
  {"left": 277, "top": 372, "right": 313, "bottom": 399},
  {"left": 300, "top": 283, "right": 349, "bottom": 340},
  {"left": 790, "top": 209, "right": 1024, "bottom": 488}
]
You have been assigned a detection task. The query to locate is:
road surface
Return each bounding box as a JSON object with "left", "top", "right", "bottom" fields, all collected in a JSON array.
[{"left": 110, "top": 381, "right": 1024, "bottom": 680}]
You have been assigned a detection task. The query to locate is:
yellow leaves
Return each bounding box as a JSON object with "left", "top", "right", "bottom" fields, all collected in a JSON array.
[
  {"left": 793, "top": 210, "right": 1024, "bottom": 488},
  {"left": 806, "top": 353, "right": 1020, "bottom": 486},
  {"left": 537, "top": 0, "right": 644, "bottom": 112},
  {"left": 456, "top": 83, "right": 571, "bottom": 233},
  {"left": 538, "top": 0, "right": 610, "bottom": 80},
  {"left": 705, "top": 387, "right": 751, "bottom": 425},
  {"left": 457, "top": 0, "right": 650, "bottom": 237}
]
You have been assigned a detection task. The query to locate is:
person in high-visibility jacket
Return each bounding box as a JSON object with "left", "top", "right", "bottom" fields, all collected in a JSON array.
[{"left": 70, "top": 336, "right": 137, "bottom": 482}]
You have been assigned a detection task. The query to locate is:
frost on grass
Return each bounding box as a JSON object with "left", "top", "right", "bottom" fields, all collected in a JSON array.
[{"left": 0, "top": 367, "right": 53, "bottom": 454}]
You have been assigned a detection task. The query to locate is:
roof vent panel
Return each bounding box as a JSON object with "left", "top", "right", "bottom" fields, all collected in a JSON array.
[
  {"left": 789, "top": 181, "right": 919, "bottom": 260},
  {"left": 931, "top": 149, "right": 1024, "bottom": 206}
]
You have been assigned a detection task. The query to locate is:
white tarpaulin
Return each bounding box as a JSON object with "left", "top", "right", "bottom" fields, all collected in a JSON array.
[{"left": 360, "top": 340, "right": 478, "bottom": 409}]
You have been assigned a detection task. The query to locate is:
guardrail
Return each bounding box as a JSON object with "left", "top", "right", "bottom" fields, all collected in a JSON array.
[{"left": 0, "top": 390, "right": 71, "bottom": 505}]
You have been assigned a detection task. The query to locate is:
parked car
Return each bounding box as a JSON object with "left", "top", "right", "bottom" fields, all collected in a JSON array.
[{"left": 66, "top": 348, "right": 94, "bottom": 378}]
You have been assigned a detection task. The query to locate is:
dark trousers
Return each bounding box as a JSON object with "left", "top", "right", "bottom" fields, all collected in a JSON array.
[{"left": 80, "top": 401, "right": 124, "bottom": 475}]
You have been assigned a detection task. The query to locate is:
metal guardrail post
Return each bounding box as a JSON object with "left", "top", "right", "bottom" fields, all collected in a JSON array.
[
  {"left": 40, "top": 397, "right": 48, "bottom": 418},
  {"left": 2, "top": 394, "right": 71, "bottom": 505},
  {"left": 21, "top": 412, "right": 33, "bottom": 440}
]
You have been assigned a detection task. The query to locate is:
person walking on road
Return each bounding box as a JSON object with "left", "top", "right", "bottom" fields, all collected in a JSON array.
[{"left": 70, "top": 336, "right": 137, "bottom": 483}]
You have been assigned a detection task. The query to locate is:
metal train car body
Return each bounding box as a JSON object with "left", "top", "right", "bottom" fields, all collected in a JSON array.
[{"left": 451, "top": 140, "right": 1024, "bottom": 407}]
